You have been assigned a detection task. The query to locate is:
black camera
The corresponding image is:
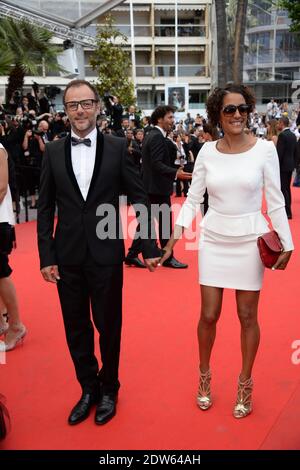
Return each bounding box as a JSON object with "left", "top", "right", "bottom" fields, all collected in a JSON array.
[
  {"left": 103, "top": 92, "right": 114, "bottom": 111},
  {"left": 21, "top": 113, "right": 38, "bottom": 130},
  {"left": 12, "top": 90, "right": 22, "bottom": 105},
  {"left": 32, "top": 129, "right": 43, "bottom": 136},
  {"left": 57, "top": 131, "right": 68, "bottom": 139},
  {"left": 45, "top": 86, "right": 61, "bottom": 100}
]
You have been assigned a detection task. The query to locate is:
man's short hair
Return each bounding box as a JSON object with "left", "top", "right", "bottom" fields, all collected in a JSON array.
[
  {"left": 151, "top": 106, "right": 175, "bottom": 125},
  {"left": 63, "top": 79, "right": 100, "bottom": 104},
  {"left": 279, "top": 116, "right": 289, "bottom": 127}
]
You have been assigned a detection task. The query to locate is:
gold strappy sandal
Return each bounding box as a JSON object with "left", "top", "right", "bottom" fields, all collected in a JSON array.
[
  {"left": 233, "top": 376, "right": 253, "bottom": 419},
  {"left": 197, "top": 369, "right": 212, "bottom": 410}
]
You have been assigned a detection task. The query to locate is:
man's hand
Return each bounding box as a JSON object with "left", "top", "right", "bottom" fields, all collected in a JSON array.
[
  {"left": 176, "top": 166, "right": 192, "bottom": 180},
  {"left": 144, "top": 257, "right": 161, "bottom": 272},
  {"left": 272, "top": 251, "right": 292, "bottom": 270},
  {"left": 41, "top": 265, "right": 60, "bottom": 283}
]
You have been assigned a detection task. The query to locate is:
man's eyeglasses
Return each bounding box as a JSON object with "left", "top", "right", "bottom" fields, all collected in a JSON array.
[
  {"left": 222, "top": 104, "right": 251, "bottom": 116},
  {"left": 65, "top": 99, "right": 98, "bottom": 111}
]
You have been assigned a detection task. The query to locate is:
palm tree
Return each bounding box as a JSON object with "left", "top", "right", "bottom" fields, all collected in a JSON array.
[
  {"left": 215, "top": 0, "right": 228, "bottom": 87},
  {"left": 0, "top": 18, "right": 62, "bottom": 103},
  {"left": 0, "top": 44, "right": 13, "bottom": 76},
  {"left": 232, "top": 0, "right": 248, "bottom": 83},
  {"left": 214, "top": 0, "right": 249, "bottom": 86}
]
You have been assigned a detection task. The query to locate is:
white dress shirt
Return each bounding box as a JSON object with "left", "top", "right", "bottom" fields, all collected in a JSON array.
[
  {"left": 71, "top": 128, "right": 97, "bottom": 200},
  {"left": 155, "top": 125, "right": 167, "bottom": 138}
]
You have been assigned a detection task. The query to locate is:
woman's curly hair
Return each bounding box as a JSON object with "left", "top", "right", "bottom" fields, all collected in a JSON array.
[{"left": 206, "top": 84, "right": 256, "bottom": 128}]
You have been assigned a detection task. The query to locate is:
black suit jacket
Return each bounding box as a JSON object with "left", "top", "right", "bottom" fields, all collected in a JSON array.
[
  {"left": 37, "top": 131, "right": 160, "bottom": 268},
  {"left": 277, "top": 129, "right": 298, "bottom": 172},
  {"left": 142, "top": 127, "right": 177, "bottom": 196}
]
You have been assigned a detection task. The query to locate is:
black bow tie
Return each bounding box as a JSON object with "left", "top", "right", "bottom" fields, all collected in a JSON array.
[{"left": 71, "top": 136, "right": 92, "bottom": 147}]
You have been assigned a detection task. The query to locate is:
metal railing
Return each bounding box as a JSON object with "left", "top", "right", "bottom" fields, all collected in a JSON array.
[
  {"left": 245, "top": 48, "right": 300, "bottom": 65},
  {"left": 97, "top": 24, "right": 206, "bottom": 38}
]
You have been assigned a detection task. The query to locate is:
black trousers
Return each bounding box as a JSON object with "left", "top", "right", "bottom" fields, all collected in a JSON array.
[
  {"left": 128, "top": 194, "right": 172, "bottom": 256},
  {"left": 57, "top": 255, "right": 123, "bottom": 395},
  {"left": 280, "top": 171, "right": 293, "bottom": 217}
]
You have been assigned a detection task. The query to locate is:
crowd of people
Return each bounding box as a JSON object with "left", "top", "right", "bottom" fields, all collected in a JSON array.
[
  {"left": 0, "top": 79, "right": 299, "bottom": 436},
  {"left": 0, "top": 88, "right": 299, "bottom": 220}
]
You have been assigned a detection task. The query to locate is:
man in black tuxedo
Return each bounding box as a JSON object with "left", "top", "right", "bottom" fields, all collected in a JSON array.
[
  {"left": 125, "top": 105, "right": 192, "bottom": 269},
  {"left": 37, "top": 80, "right": 161, "bottom": 426},
  {"left": 277, "top": 116, "right": 298, "bottom": 219}
]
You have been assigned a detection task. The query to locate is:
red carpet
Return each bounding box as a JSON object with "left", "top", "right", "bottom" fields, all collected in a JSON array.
[{"left": 1, "top": 190, "right": 300, "bottom": 450}]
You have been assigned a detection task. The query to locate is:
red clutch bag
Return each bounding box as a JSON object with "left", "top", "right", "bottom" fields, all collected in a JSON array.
[{"left": 257, "top": 231, "right": 283, "bottom": 268}]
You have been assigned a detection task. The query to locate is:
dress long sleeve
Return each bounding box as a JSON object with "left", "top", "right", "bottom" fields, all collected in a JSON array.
[
  {"left": 264, "top": 143, "right": 294, "bottom": 251},
  {"left": 175, "top": 146, "right": 206, "bottom": 228}
]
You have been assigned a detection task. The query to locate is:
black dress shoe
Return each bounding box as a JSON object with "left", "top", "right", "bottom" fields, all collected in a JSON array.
[
  {"left": 95, "top": 393, "right": 118, "bottom": 425},
  {"left": 68, "top": 392, "right": 97, "bottom": 425},
  {"left": 162, "top": 257, "right": 188, "bottom": 269},
  {"left": 124, "top": 256, "right": 146, "bottom": 268}
]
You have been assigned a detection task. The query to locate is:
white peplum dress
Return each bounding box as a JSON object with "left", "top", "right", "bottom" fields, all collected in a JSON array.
[{"left": 176, "top": 139, "right": 294, "bottom": 290}]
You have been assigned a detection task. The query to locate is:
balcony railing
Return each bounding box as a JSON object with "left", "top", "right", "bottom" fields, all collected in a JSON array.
[
  {"left": 96, "top": 24, "right": 206, "bottom": 38},
  {"left": 155, "top": 65, "right": 175, "bottom": 77},
  {"left": 178, "top": 65, "right": 206, "bottom": 77},
  {"left": 154, "top": 25, "right": 206, "bottom": 37},
  {"left": 245, "top": 48, "right": 300, "bottom": 65},
  {"left": 136, "top": 66, "right": 152, "bottom": 77},
  {"left": 155, "top": 65, "right": 206, "bottom": 77}
]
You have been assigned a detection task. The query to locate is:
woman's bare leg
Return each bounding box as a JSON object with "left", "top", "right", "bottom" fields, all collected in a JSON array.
[
  {"left": 235, "top": 290, "right": 260, "bottom": 380},
  {"left": 198, "top": 285, "right": 223, "bottom": 372}
]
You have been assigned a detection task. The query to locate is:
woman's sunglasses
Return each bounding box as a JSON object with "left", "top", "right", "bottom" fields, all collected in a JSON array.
[{"left": 222, "top": 104, "right": 251, "bottom": 116}]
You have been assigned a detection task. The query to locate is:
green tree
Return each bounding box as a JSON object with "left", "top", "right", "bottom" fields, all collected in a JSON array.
[
  {"left": 0, "top": 44, "right": 13, "bottom": 76},
  {"left": 90, "top": 15, "right": 136, "bottom": 107},
  {"left": 280, "top": 0, "right": 300, "bottom": 32},
  {"left": 0, "top": 18, "right": 62, "bottom": 103}
]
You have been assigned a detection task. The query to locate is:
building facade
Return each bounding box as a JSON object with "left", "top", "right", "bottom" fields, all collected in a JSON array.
[
  {"left": 86, "top": 0, "right": 213, "bottom": 111},
  {"left": 244, "top": 1, "right": 300, "bottom": 104},
  {"left": 0, "top": 0, "right": 213, "bottom": 114}
]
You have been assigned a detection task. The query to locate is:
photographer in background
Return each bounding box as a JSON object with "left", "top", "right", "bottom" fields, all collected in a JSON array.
[
  {"left": 22, "top": 120, "right": 48, "bottom": 209},
  {"left": 104, "top": 95, "right": 123, "bottom": 132},
  {"left": 50, "top": 112, "right": 66, "bottom": 136}
]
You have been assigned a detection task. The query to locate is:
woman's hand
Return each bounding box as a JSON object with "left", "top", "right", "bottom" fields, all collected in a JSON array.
[
  {"left": 144, "top": 257, "right": 161, "bottom": 272},
  {"left": 272, "top": 251, "right": 292, "bottom": 270}
]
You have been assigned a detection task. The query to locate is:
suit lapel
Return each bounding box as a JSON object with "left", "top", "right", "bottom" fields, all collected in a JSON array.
[
  {"left": 64, "top": 134, "right": 84, "bottom": 202},
  {"left": 64, "top": 130, "right": 104, "bottom": 203},
  {"left": 86, "top": 130, "right": 104, "bottom": 201}
]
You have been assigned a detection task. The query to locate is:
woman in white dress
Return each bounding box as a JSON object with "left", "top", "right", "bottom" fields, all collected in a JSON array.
[
  {"left": 160, "top": 84, "right": 294, "bottom": 418},
  {"left": 0, "top": 143, "right": 26, "bottom": 351}
]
